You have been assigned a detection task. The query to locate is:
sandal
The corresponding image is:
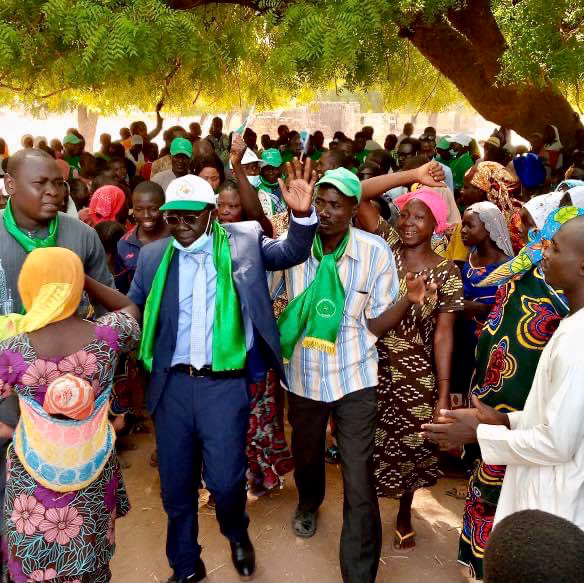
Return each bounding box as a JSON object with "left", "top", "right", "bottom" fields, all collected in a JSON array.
[
  {"left": 293, "top": 508, "right": 317, "bottom": 538},
  {"left": 393, "top": 529, "right": 416, "bottom": 551},
  {"left": 446, "top": 486, "right": 468, "bottom": 500}
]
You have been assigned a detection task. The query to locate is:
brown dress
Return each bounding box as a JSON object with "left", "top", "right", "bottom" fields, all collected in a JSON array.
[{"left": 374, "top": 230, "right": 463, "bottom": 497}]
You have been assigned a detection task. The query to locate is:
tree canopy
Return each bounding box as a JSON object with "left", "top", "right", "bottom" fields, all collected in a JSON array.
[{"left": 0, "top": 0, "right": 583, "bottom": 141}]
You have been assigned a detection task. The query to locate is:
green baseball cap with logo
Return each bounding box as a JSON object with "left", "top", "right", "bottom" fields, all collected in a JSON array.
[
  {"left": 316, "top": 167, "right": 362, "bottom": 202},
  {"left": 63, "top": 133, "right": 82, "bottom": 145},
  {"left": 436, "top": 136, "right": 451, "bottom": 150},
  {"left": 170, "top": 137, "right": 193, "bottom": 158},
  {"left": 260, "top": 148, "right": 283, "bottom": 168}
]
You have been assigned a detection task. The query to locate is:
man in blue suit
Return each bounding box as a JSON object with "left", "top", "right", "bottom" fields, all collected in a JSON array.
[{"left": 128, "top": 170, "right": 317, "bottom": 583}]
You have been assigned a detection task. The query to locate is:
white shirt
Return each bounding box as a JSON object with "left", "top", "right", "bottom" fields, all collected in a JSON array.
[{"left": 477, "top": 307, "right": 584, "bottom": 530}]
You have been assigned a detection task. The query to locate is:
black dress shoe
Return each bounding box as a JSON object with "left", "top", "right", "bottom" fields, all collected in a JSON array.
[
  {"left": 167, "top": 558, "right": 207, "bottom": 583},
  {"left": 230, "top": 533, "right": 256, "bottom": 577}
]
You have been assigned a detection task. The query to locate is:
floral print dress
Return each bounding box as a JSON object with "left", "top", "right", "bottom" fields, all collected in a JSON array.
[{"left": 0, "top": 312, "right": 139, "bottom": 583}]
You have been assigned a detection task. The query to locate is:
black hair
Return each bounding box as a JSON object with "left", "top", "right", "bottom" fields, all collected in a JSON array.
[
  {"left": 68, "top": 178, "right": 90, "bottom": 209},
  {"left": 484, "top": 510, "right": 584, "bottom": 583},
  {"left": 193, "top": 154, "right": 225, "bottom": 185},
  {"left": 367, "top": 149, "right": 396, "bottom": 173},
  {"left": 220, "top": 178, "right": 240, "bottom": 193},
  {"left": 108, "top": 143, "right": 126, "bottom": 159},
  {"left": 129, "top": 175, "right": 144, "bottom": 192},
  {"left": 398, "top": 137, "right": 421, "bottom": 155},
  {"left": 129, "top": 121, "right": 146, "bottom": 134},
  {"left": 357, "top": 161, "right": 383, "bottom": 179},
  {"left": 333, "top": 131, "right": 347, "bottom": 141},
  {"left": 354, "top": 131, "right": 366, "bottom": 141},
  {"left": 402, "top": 155, "right": 429, "bottom": 171},
  {"left": 6, "top": 148, "right": 54, "bottom": 176},
  {"left": 319, "top": 149, "right": 346, "bottom": 170},
  {"left": 94, "top": 221, "right": 126, "bottom": 256},
  {"left": 132, "top": 180, "right": 165, "bottom": 204}
]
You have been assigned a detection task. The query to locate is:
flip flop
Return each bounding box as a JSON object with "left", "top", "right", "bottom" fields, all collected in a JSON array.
[
  {"left": 393, "top": 529, "right": 416, "bottom": 551},
  {"left": 446, "top": 487, "right": 467, "bottom": 500}
]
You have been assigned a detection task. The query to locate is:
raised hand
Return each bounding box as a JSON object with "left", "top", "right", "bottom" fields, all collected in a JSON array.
[
  {"left": 415, "top": 161, "right": 446, "bottom": 188},
  {"left": 405, "top": 272, "right": 438, "bottom": 305},
  {"left": 278, "top": 157, "right": 317, "bottom": 216},
  {"left": 230, "top": 133, "right": 247, "bottom": 166}
]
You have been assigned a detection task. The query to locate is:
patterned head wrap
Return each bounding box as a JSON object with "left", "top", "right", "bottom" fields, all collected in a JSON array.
[
  {"left": 88, "top": 185, "right": 126, "bottom": 225},
  {"left": 524, "top": 192, "right": 563, "bottom": 230},
  {"left": 466, "top": 202, "right": 514, "bottom": 257},
  {"left": 470, "top": 162, "right": 517, "bottom": 223},
  {"left": 479, "top": 206, "right": 584, "bottom": 287},
  {"left": 555, "top": 179, "right": 584, "bottom": 192}
]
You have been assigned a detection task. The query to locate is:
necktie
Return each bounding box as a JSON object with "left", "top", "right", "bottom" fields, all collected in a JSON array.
[{"left": 190, "top": 254, "right": 207, "bottom": 370}]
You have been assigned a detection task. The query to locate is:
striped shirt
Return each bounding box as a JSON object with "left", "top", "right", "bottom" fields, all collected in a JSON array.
[{"left": 271, "top": 227, "right": 399, "bottom": 402}]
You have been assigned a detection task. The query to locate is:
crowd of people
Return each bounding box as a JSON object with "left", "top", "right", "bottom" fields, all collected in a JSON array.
[{"left": 0, "top": 113, "right": 583, "bottom": 583}]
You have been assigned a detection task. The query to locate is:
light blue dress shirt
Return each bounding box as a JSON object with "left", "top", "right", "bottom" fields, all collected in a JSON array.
[{"left": 172, "top": 211, "right": 317, "bottom": 368}]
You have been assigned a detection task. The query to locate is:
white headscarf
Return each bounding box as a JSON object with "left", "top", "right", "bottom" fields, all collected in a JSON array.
[
  {"left": 524, "top": 192, "right": 563, "bottom": 229},
  {"left": 566, "top": 186, "right": 584, "bottom": 208},
  {"left": 466, "top": 201, "right": 514, "bottom": 257}
]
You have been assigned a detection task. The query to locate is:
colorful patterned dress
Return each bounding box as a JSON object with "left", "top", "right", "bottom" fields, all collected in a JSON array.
[
  {"left": 452, "top": 256, "right": 509, "bottom": 397},
  {"left": 458, "top": 266, "right": 568, "bottom": 579},
  {"left": 374, "top": 232, "right": 464, "bottom": 497},
  {"left": 0, "top": 312, "right": 140, "bottom": 583}
]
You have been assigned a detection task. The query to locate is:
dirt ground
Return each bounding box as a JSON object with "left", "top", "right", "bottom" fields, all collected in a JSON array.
[{"left": 110, "top": 430, "right": 471, "bottom": 583}]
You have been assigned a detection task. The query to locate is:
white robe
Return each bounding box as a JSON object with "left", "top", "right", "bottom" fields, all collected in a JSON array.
[{"left": 477, "top": 306, "right": 584, "bottom": 530}]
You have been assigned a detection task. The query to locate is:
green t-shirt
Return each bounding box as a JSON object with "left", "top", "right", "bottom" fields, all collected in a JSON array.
[
  {"left": 355, "top": 150, "right": 368, "bottom": 166},
  {"left": 64, "top": 155, "right": 81, "bottom": 170},
  {"left": 309, "top": 149, "right": 324, "bottom": 162},
  {"left": 449, "top": 151, "right": 474, "bottom": 191},
  {"left": 280, "top": 150, "right": 295, "bottom": 165}
]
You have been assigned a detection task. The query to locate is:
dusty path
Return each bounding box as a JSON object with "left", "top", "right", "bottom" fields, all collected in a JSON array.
[{"left": 111, "top": 432, "right": 471, "bottom": 583}]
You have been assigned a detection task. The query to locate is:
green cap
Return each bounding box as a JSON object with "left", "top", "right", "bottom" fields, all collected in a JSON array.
[
  {"left": 436, "top": 136, "right": 451, "bottom": 150},
  {"left": 63, "top": 133, "right": 82, "bottom": 145},
  {"left": 170, "top": 137, "right": 193, "bottom": 158},
  {"left": 316, "top": 167, "right": 362, "bottom": 202},
  {"left": 260, "top": 148, "right": 283, "bottom": 168}
]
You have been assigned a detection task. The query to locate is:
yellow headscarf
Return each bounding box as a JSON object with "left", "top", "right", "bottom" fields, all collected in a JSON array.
[{"left": 0, "top": 248, "right": 84, "bottom": 341}]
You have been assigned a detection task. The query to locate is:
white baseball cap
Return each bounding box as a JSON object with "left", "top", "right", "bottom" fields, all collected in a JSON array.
[
  {"left": 161, "top": 175, "right": 216, "bottom": 212},
  {"left": 229, "top": 147, "right": 260, "bottom": 169},
  {"left": 452, "top": 133, "right": 472, "bottom": 147}
]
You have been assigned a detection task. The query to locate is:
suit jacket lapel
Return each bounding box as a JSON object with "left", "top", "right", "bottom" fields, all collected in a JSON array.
[{"left": 162, "top": 251, "right": 180, "bottom": 344}]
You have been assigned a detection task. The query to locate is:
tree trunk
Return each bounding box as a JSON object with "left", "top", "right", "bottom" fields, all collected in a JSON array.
[
  {"left": 77, "top": 106, "right": 100, "bottom": 153},
  {"left": 403, "top": 0, "right": 582, "bottom": 148}
]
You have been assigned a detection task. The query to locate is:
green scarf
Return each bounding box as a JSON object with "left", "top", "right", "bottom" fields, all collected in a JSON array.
[
  {"left": 278, "top": 231, "right": 350, "bottom": 359},
  {"left": 258, "top": 176, "right": 278, "bottom": 191},
  {"left": 138, "top": 220, "right": 247, "bottom": 373},
  {"left": 3, "top": 199, "right": 59, "bottom": 253}
]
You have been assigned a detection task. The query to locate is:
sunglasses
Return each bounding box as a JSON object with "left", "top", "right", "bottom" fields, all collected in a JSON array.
[{"left": 164, "top": 212, "right": 207, "bottom": 227}]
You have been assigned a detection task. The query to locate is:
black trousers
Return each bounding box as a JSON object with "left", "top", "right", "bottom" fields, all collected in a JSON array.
[
  {"left": 154, "top": 372, "right": 250, "bottom": 579},
  {"left": 288, "top": 387, "right": 382, "bottom": 583}
]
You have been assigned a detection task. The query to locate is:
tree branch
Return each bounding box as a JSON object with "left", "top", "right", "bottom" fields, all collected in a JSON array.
[
  {"left": 0, "top": 81, "right": 72, "bottom": 100},
  {"left": 166, "top": 0, "right": 261, "bottom": 10}
]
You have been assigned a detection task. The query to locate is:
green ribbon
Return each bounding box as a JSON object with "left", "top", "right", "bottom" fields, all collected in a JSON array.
[
  {"left": 138, "top": 221, "right": 247, "bottom": 373},
  {"left": 3, "top": 199, "right": 59, "bottom": 253},
  {"left": 278, "top": 230, "right": 349, "bottom": 359}
]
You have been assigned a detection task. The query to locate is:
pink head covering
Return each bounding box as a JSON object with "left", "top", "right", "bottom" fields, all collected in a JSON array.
[
  {"left": 88, "top": 185, "right": 126, "bottom": 225},
  {"left": 394, "top": 188, "right": 450, "bottom": 234}
]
